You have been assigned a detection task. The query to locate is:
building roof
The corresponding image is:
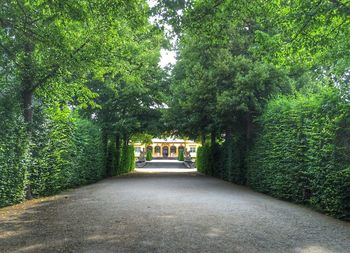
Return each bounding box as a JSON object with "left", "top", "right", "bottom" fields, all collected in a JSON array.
[{"left": 151, "top": 138, "right": 196, "bottom": 143}]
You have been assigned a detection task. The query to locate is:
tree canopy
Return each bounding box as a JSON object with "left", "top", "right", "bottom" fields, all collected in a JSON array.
[{"left": 165, "top": 0, "right": 350, "bottom": 142}]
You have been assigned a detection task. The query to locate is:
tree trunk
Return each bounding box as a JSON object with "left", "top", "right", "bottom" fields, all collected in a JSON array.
[
  {"left": 225, "top": 126, "right": 233, "bottom": 181},
  {"left": 201, "top": 132, "right": 206, "bottom": 146},
  {"left": 210, "top": 130, "right": 216, "bottom": 146},
  {"left": 245, "top": 112, "right": 253, "bottom": 144},
  {"left": 123, "top": 134, "right": 129, "bottom": 147},
  {"left": 209, "top": 130, "right": 216, "bottom": 176},
  {"left": 101, "top": 129, "right": 109, "bottom": 176},
  {"left": 114, "top": 133, "right": 121, "bottom": 174},
  {"left": 22, "top": 88, "right": 33, "bottom": 125}
]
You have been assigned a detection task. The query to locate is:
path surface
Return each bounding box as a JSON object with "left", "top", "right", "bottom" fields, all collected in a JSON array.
[
  {"left": 1, "top": 161, "right": 350, "bottom": 253},
  {"left": 143, "top": 160, "right": 187, "bottom": 168}
]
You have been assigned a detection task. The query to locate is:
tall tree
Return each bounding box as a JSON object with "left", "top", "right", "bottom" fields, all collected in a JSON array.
[{"left": 0, "top": 0, "right": 149, "bottom": 127}]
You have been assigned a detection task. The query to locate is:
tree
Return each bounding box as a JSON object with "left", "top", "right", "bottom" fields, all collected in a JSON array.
[
  {"left": 0, "top": 0, "right": 154, "bottom": 196},
  {"left": 0, "top": 0, "right": 156, "bottom": 129},
  {"left": 80, "top": 16, "right": 167, "bottom": 174}
]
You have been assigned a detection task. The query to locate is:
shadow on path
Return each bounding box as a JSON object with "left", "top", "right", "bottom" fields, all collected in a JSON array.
[{"left": 1, "top": 171, "right": 350, "bottom": 253}]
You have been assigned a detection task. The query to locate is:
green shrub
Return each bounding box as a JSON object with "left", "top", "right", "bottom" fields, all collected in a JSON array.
[
  {"left": 29, "top": 106, "right": 75, "bottom": 195},
  {"left": 146, "top": 150, "right": 153, "bottom": 161},
  {"left": 196, "top": 146, "right": 203, "bottom": 171},
  {"left": 247, "top": 87, "right": 350, "bottom": 219},
  {"left": 29, "top": 105, "right": 105, "bottom": 196},
  {"left": 106, "top": 138, "right": 117, "bottom": 176},
  {"left": 178, "top": 149, "right": 184, "bottom": 161},
  {"left": 211, "top": 143, "right": 224, "bottom": 178},
  {"left": 128, "top": 145, "right": 135, "bottom": 171},
  {"left": 196, "top": 86, "right": 350, "bottom": 219},
  {"left": 196, "top": 144, "right": 211, "bottom": 173},
  {"left": 119, "top": 145, "right": 135, "bottom": 174},
  {"left": 0, "top": 95, "right": 27, "bottom": 207},
  {"left": 1, "top": 101, "right": 106, "bottom": 206},
  {"left": 71, "top": 118, "right": 105, "bottom": 184}
]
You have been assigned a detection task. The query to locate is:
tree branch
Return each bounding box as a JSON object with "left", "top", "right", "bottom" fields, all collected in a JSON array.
[
  {"left": 33, "top": 37, "right": 92, "bottom": 91},
  {"left": 291, "top": 0, "right": 323, "bottom": 42},
  {"left": 329, "top": 0, "right": 350, "bottom": 15}
]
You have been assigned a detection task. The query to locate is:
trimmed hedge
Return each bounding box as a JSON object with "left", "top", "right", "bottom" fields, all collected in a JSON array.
[
  {"left": 107, "top": 142, "right": 135, "bottom": 176},
  {"left": 197, "top": 144, "right": 219, "bottom": 176},
  {"left": 197, "top": 141, "right": 243, "bottom": 183},
  {"left": 0, "top": 96, "right": 27, "bottom": 207},
  {"left": 247, "top": 87, "right": 350, "bottom": 219},
  {"left": 0, "top": 102, "right": 106, "bottom": 207},
  {"left": 29, "top": 105, "right": 106, "bottom": 197},
  {"left": 146, "top": 150, "right": 153, "bottom": 161},
  {"left": 197, "top": 87, "right": 350, "bottom": 219},
  {"left": 196, "top": 145, "right": 209, "bottom": 174},
  {"left": 178, "top": 149, "right": 184, "bottom": 161},
  {"left": 120, "top": 145, "right": 135, "bottom": 174}
]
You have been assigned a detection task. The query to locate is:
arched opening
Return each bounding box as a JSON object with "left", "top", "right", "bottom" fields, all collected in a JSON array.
[
  {"left": 170, "top": 146, "right": 177, "bottom": 157},
  {"left": 147, "top": 146, "right": 153, "bottom": 153},
  {"left": 162, "top": 146, "right": 169, "bottom": 158},
  {"left": 155, "top": 146, "right": 161, "bottom": 157}
]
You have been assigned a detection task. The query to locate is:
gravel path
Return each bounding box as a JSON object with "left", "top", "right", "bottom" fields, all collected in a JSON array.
[{"left": 1, "top": 161, "right": 349, "bottom": 253}]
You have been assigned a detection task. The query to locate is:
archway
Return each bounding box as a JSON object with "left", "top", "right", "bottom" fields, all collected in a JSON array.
[
  {"left": 170, "top": 146, "right": 177, "bottom": 157},
  {"left": 162, "top": 146, "right": 169, "bottom": 158},
  {"left": 155, "top": 146, "right": 161, "bottom": 157}
]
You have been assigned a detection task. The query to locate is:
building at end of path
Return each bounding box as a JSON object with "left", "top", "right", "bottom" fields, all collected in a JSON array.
[{"left": 133, "top": 137, "right": 201, "bottom": 159}]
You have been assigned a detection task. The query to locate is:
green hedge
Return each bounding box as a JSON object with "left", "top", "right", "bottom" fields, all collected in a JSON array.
[
  {"left": 196, "top": 145, "right": 209, "bottom": 174},
  {"left": 0, "top": 102, "right": 106, "bottom": 207},
  {"left": 29, "top": 105, "right": 105, "bottom": 196},
  {"left": 197, "top": 141, "right": 243, "bottom": 183},
  {"left": 0, "top": 96, "right": 27, "bottom": 207},
  {"left": 146, "top": 150, "right": 153, "bottom": 161},
  {"left": 120, "top": 145, "right": 135, "bottom": 174},
  {"left": 178, "top": 149, "right": 184, "bottom": 161},
  {"left": 196, "top": 87, "right": 350, "bottom": 219},
  {"left": 247, "top": 87, "right": 350, "bottom": 219},
  {"left": 107, "top": 142, "right": 135, "bottom": 175}
]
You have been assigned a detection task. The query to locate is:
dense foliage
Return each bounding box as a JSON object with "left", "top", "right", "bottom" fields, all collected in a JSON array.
[
  {"left": 165, "top": 0, "right": 350, "bottom": 219},
  {"left": 0, "top": 96, "right": 27, "bottom": 206},
  {"left": 0, "top": 101, "right": 106, "bottom": 206},
  {"left": 29, "top": 106, "right": 105, "bottom": 197},
  {"left": 178, "top": 150, "right": 184, "bottom": 161},
  {"left": 146, "top": 150, "right": 153, "bottom": 161},
  {"left": 1, "top": 0, "right": 350, "bottom": 221},
  {"left": 0, "top": 1, "right": 164, "bottom": 207},
  {"left": 196, "top": 86, "right": 350, "bottom": 220},
  {"left": 248, "top": 87, "right": 350, "bottom": 219}
]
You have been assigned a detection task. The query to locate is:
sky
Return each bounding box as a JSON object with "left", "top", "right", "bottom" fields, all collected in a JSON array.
[
  {"left": 147, "top": 0, "right": 177, "bottom": 68},
  {"left": 159, "top": 49, "right": 177, "bottom": 68}
]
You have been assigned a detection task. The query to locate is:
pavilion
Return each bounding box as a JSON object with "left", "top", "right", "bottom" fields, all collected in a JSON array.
[{"left": 133, "top": 137, "right": 201, "bottom": 159}]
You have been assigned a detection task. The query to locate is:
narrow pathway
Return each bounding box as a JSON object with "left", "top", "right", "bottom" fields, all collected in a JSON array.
[
  {"left": 143, "top": 160, "right": 187, "bottom": 168},
  {"left": 1, "top": 162, "right": 349, "bottom": 253}
]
